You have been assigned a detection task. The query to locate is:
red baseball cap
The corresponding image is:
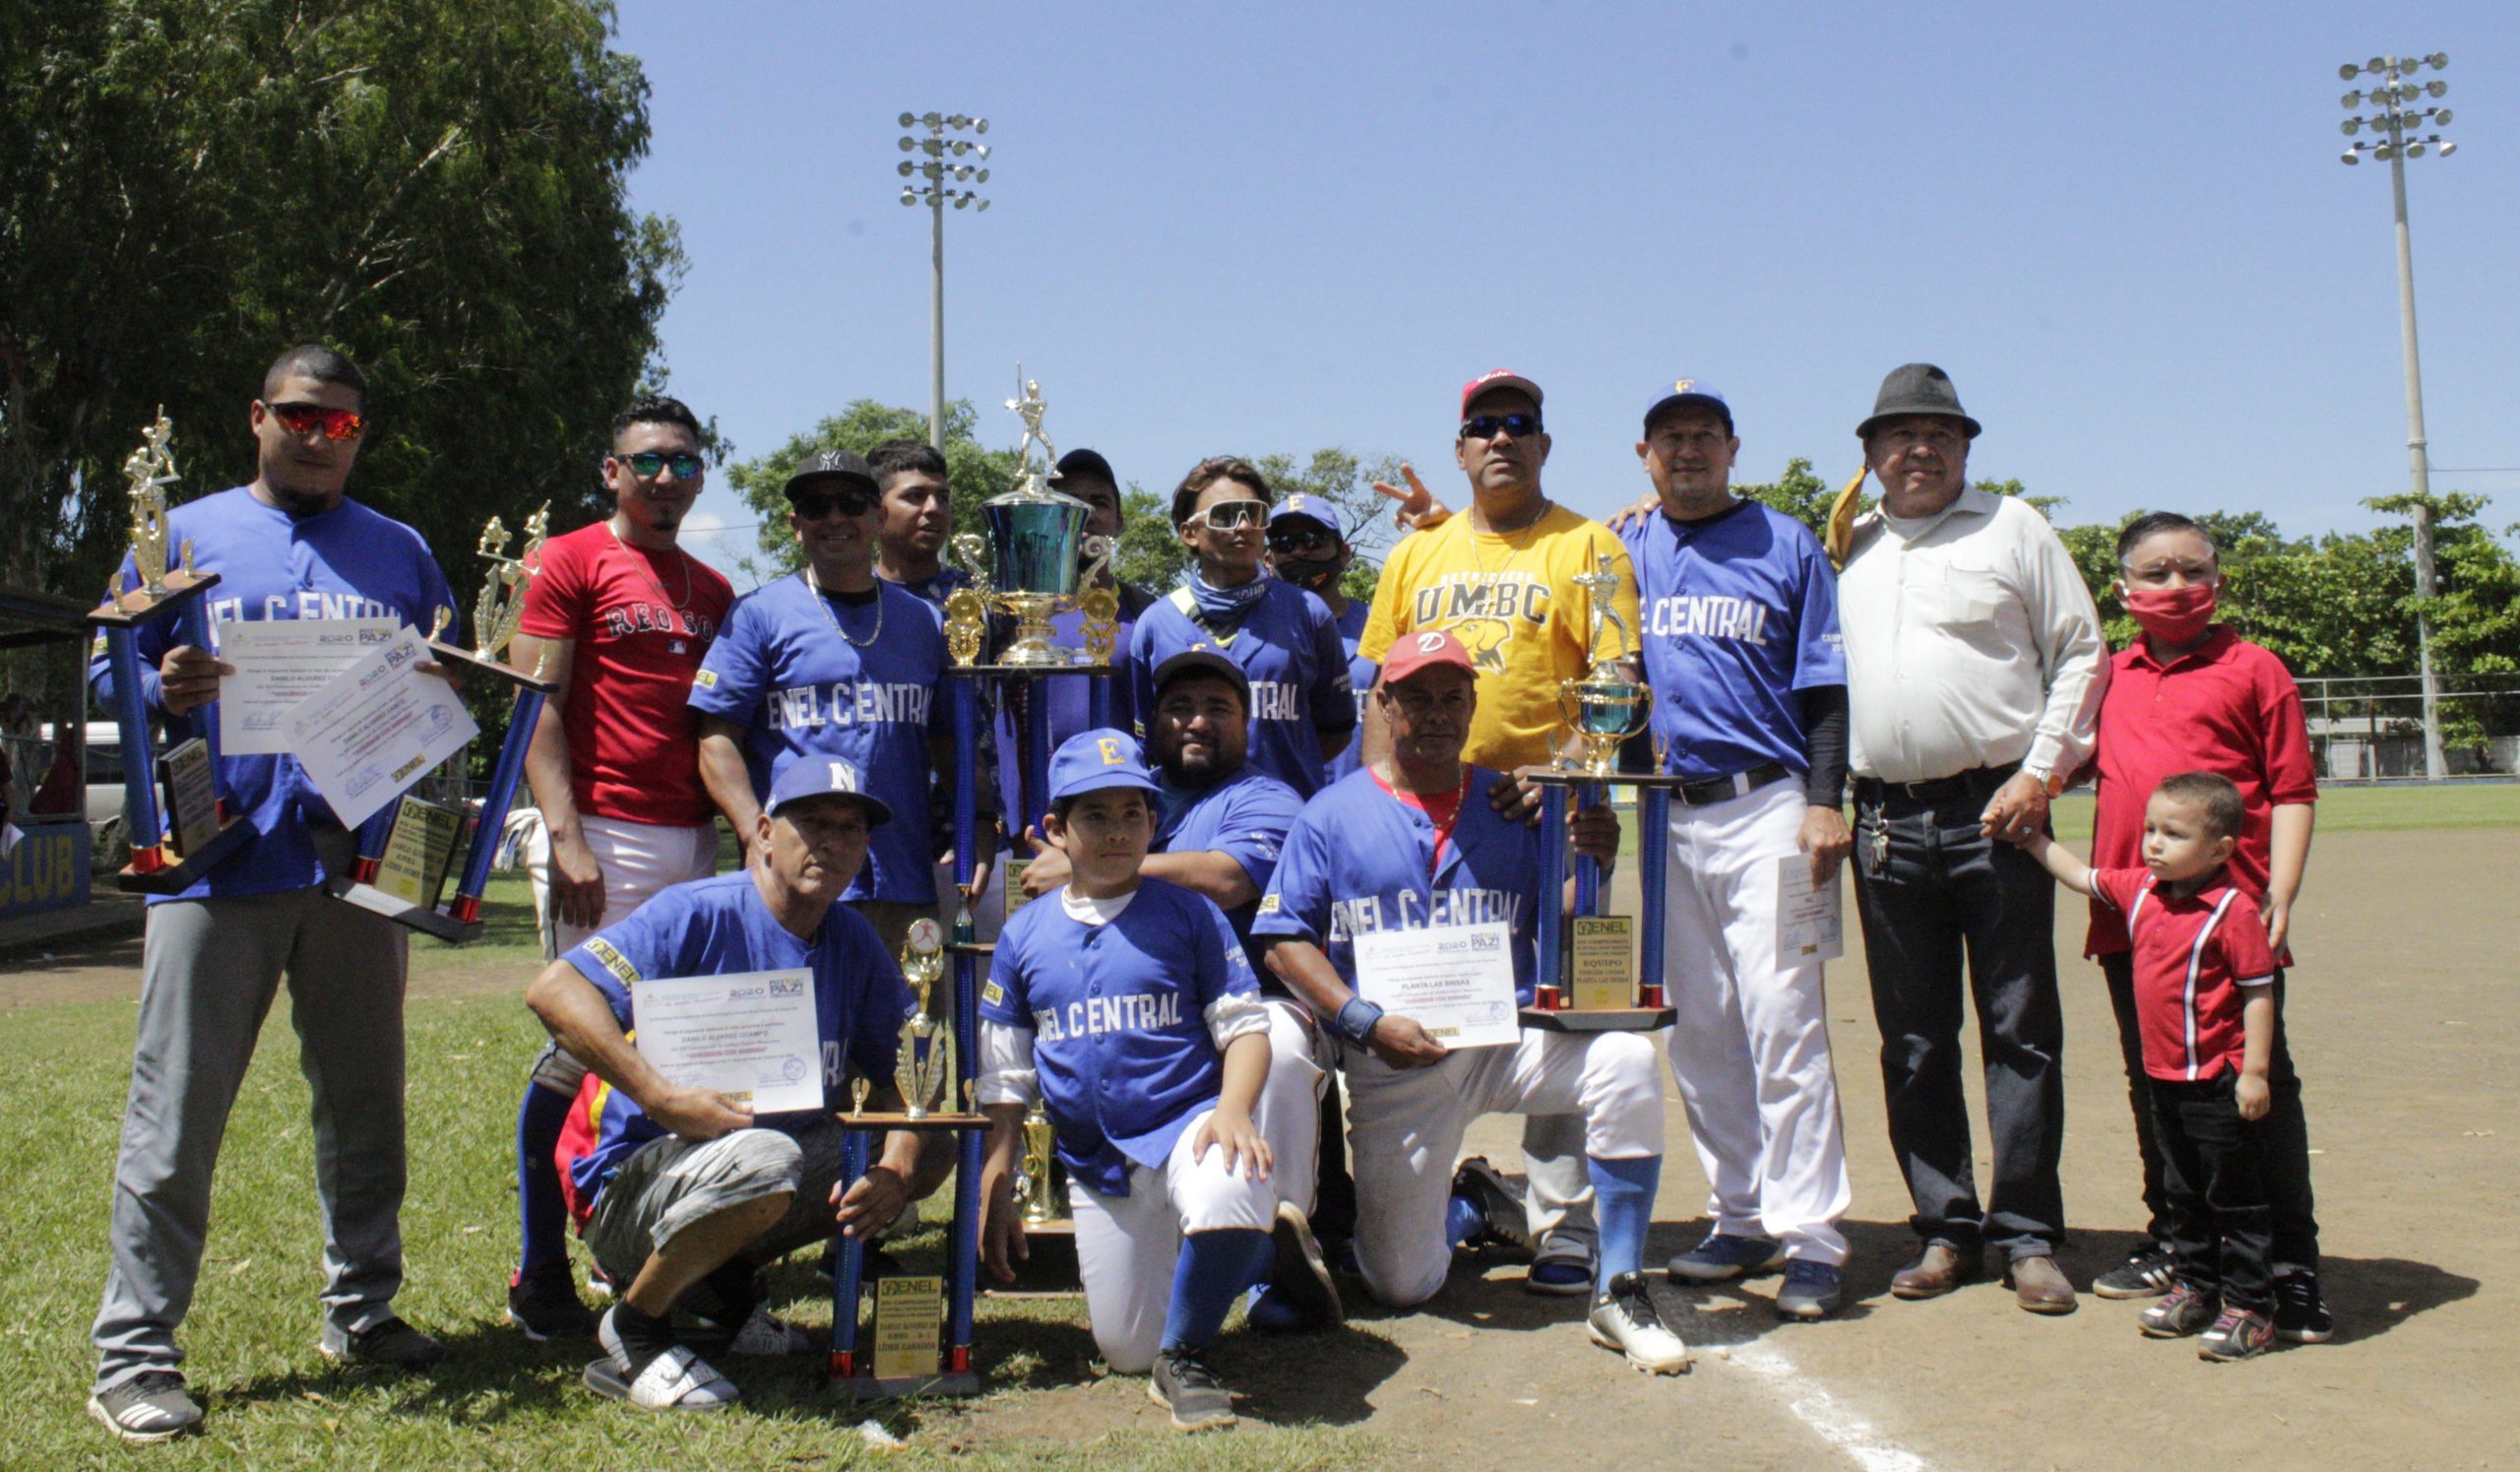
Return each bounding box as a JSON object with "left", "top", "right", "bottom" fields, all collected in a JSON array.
[
  {"left": 1380, "top": 628, "right": 1478, "bottom": 685},
  {"left": 1460, "top": 369, "right": 1544, "bottom": 417}
]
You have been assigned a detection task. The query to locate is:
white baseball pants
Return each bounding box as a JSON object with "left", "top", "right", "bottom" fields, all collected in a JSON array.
[
  {"left": 1660, "top": 779, "right": 1852, "bottom": 1265},
  {"left": 1251, "top": 999, "right": 1327, "bottom": 1220},
  {"left": 528, "top": 811, "right": 719, "bottom": 960},
  {"left": 1343, "top": 1028, "right": 1664, "bottom": 1308},
  {"left": 1071, "top": 1109, "right": 1279, "bottom": 1374}
]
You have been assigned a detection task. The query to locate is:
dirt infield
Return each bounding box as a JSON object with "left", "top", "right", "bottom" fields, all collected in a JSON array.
[{"left": 7, "top": 826, "right": 2510, "bottom": 1470}]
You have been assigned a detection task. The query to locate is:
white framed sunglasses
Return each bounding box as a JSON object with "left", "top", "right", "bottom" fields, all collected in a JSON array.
[{"left": 1184, "top": 498, "right": 1269, "bottom": 532}]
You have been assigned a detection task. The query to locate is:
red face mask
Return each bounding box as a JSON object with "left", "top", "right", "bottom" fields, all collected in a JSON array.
[{"left": 2120, "top": 581, "right": 2218, "bottom": 645}]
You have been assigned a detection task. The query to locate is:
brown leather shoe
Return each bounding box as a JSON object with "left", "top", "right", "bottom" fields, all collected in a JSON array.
[
  {"left": 1889, "top": 1243, "right": 1984, "bottom": 1300},
  {"left": 2006, "top": 1254, "right": 2079, "bottom": 1314}
]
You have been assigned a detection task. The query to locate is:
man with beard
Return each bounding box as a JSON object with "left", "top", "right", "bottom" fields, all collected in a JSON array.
[
  {"left": 87, "top": 346, "right": 457, "bottom": 1442},
  {"left": 505, "top": 395, "right": 737, "bottom": 1340}
]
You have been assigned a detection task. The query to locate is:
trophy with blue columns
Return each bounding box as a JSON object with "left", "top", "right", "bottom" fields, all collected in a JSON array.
[
  {"left": 86, "top": 413, "right": 252, "bottom": 892},
  {"left": 1525, "top": 552, "right": 1674, "bottom": 1031},
  {"left": 331, "top": 505, "right": 558, "bottom": 940}
]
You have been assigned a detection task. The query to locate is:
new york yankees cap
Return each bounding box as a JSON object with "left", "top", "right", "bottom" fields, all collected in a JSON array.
[
  {"left": 782, "top": 446, "right": 878, "bottom": 500},
  {"left": 764, "top": 754, "right": 894, "bottom": 825}
]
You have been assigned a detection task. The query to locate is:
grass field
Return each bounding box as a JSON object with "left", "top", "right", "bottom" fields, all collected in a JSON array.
[
  {"left": 0, "top": 986, "right": 1373, "bottom": 1469},
  {"left": 1605, "top": 779, "right": 2519, "bottom": 856}
]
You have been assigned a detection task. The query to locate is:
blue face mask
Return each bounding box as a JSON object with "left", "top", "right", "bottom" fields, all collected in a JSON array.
[{"left": 1187, "top": 569, "right": 1270, "bottom": 625}]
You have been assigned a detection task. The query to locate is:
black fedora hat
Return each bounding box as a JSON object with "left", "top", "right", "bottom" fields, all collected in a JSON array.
[{"left": 1856, "top": 363, "right": 1982, "bottom": 441}]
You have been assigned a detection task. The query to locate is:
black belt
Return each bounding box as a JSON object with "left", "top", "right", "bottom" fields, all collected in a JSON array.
[
  {"left": 1853, "top": 762, "right": 2019, "bottom": 809},
  {"left": 1674, "top": 761, "right": 1793, "bottom": 807}
]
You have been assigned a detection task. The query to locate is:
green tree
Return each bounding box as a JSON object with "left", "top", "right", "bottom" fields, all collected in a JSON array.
[
  {"left": 1735, "top": 457, "right": 1839, "bottom": 535},
  {"left": 724, "top": 399, "right": 1024, "bottom": 582},
  {"left": 1, "top": 0, "right": 681, "bottom": 718}
]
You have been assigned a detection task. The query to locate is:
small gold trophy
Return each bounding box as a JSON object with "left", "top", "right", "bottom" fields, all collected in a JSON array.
[
  {"left": 944, "top": 373, "right": 1116, "bottom": 668},
  {"left": 426, "top": 503, "right": 552, "bottom": 672},
  {"left": 1553, "top": 552, "right": 1653, "bottom": 778},
  {"left": 893, "top": 918, "right": 950, "bottom": 1120},
  {"left": 1017, "top": 1101, "right": 1061, "bottom": 1227},
  {"left": 119, "top": 412, "right": 193, "bottom": 603}
]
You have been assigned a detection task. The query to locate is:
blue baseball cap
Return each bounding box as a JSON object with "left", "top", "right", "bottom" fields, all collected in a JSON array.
[
  {"left": 1047, "top": 728, "right": 1162, "bottom": 806},
  {"left": 1643, "top": 377, "right": 1732, "bottom": 434},
  {"left": 1269, "top": 493, "right": 1341, "bottom": 535},
  {"left": 763, "top": 755, "right": 894, "bottom": 826}
]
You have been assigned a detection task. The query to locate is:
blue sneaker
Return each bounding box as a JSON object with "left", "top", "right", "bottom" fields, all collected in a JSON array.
[
  {"left": 1775, "top": 1259, "right": 1844, "bottom": 1320},
  {"left": 1244, "top": 1285, "right": 1307, "bottom": 1334},
  {"left": 1665, "top": 1233, "right": 1787, "bottom": 1284}
]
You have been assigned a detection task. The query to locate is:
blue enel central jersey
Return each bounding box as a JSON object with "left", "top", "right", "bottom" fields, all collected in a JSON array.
[
  {"left": 689, "top": 573, "right": 946, "bottom": 903},
  {"left": 1618, "top": 499, "right": 1845, "bottom": 782},
  {"left": 1251, "top": 765, "right": 1544, "bottom": 1005},
  {"left": 1153, "top": 766, "right": 1303, "bottom": 971},
  {"left": 979, "top": 880, "right": 1256, "bottom": 1195},
  {"left": 556, "top": 872, "right": 914, "bottom": 1212},
  {"left": 89, "top": 486, "right": 456, "bottom": 901},
  {"left": 1127, "top": 580, "right": 1354, "bottom": 799}
]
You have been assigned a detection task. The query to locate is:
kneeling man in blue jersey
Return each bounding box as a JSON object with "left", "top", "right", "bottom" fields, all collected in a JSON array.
[
  {"left": 977, "top": 731, "right": 1339, "bottom": 1432},
  {"left": 525, "top": 758, "right": 949, "bottom": 1410},
  {"left": 1252, "top": 629, "right": 1687, "bottom": 1374}
]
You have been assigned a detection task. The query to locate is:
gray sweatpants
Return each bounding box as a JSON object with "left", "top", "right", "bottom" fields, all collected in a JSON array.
[{"left": 91, "top": 831, "right": 410, "bottom": 1393}]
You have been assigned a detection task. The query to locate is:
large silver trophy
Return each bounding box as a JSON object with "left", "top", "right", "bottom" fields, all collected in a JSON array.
[
  {"left": 1553, "top": 553, "right": 1654, "bottom": 778},
  {"left": 946, "top": 373, "right": 1114, "bottom": 668}
]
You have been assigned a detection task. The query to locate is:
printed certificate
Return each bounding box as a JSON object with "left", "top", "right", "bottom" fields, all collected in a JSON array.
[
  {"left": 288, "top": 627, "right": 477, "bottom": 829},
  {"left": 218, "top": 617, "right": 399, "bottom": 754},
  {"left": 1352, "top": 921, "right": 1519, "bottom": 1049},
  {"left": 631, "top": 968, "right": 823, "bottom": 1116}
]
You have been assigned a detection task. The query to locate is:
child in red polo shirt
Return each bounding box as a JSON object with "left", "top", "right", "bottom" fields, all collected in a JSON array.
[
  {"left": 2083, "top": 512, "right": 2327, "bottom": 1343},
  {"left": 2022, "top": 773, "right": 2280, "bottom": 1362}
]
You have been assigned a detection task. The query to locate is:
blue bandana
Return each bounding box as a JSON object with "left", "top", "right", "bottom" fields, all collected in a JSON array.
[{"left": 1187, "top": 570, "right": 1271, "bottom": 627}]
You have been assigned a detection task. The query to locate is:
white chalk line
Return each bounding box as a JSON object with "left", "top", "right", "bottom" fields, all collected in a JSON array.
[{"left": 1722, "top": 1343, "right": 1934, "bottom": 1472}]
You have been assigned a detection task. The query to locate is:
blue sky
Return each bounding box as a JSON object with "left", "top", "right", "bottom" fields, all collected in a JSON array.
[{"left": 611, "top": 1, "right": 2518, "bottom": 586}]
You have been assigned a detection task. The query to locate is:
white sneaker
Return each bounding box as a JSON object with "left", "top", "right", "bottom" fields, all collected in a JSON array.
[
  {"left": 594, "top": 1308, "right": 741, "bottom": 1411},
  {"left": 725, "top": 1306, "right": 813, "bottom": 1357},
  {"left": 1588, "top": 1271, "right": 1689, "bottom": 1375}
]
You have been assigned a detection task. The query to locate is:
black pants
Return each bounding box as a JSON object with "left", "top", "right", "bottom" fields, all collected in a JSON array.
[
  {"left": 2101, "top": 956, "right": 2320, "bottom": 1275},
  {"left": 1853, "top": 773, "right": 2066, "bottom": 1258},
  {"left": 2149, "top": 1073, "right": 2275, "bottom": 1312}
]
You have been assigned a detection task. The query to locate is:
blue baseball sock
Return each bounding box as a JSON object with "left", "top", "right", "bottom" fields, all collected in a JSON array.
[
  {"left": 1446, "top": 1191, "right": 1487, "bottom": 1248},
  {"left": 516, "top": 1082, "right": 576, "bottom": 1276},
  {"left": 1587, "top": 1154, "right": 1662, "bottom": 1295},
  {"left": 1161, "top": 1229, "right": 1272, "bottom": 1354}
]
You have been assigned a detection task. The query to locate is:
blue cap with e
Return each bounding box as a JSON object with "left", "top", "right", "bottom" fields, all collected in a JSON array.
[
  {"left": 1047, "top": 728, "right": 1162, "bottom": 806},
  {"left": 1643, "top": 377, "right": 1732, "bottom": 433},
  {"left": 1270, "top": 493, "right": 1341, "bottom": 534},
  {"left": 763, "top": 755, "right": 895, "bottom": 826}
]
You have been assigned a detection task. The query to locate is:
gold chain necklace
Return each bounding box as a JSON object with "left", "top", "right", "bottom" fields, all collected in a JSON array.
[
  {"left": 1469, "top": 496, "right": 1551, "bottom": 579},
  {"left": 806, "top": 563, "right": 884, "bottom": 648}
]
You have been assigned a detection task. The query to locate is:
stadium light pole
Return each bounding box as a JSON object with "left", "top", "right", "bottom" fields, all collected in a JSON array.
[
  {"left": 2338, "top": 52, "right": 2456, "bottom": 780},
  {"left": 899, "top": 111, "right": 992, "bottom": 453}
]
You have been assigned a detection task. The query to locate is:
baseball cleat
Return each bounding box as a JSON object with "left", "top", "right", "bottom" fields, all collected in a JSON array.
[
  {"left": 1588, "top": 1271, "right": 1690, "bottom": 1375},
  {"left": 1149, "top": 1348, "right": 1237, "bottom": 1431},
  {"left": 1774, "top": 1259, "right": 1844, "bottom": 1320},
  {"left": 1665, "top": 1232, "right": 1787, "bottom": 1284},
  {"left": 1448, "top": 1156, "right": 1536, "bottom": 1258},
  {"left": 1265, "top": 1202, "right": 1345, "bottom": 1329},
  {"left": 87, "top": 1373, "right": 204, "bottom": 1443}
]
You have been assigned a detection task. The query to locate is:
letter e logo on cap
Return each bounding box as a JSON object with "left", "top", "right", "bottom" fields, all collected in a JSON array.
[{"left": 1098, "top": 737, "right": 1122, "bottom": 764}]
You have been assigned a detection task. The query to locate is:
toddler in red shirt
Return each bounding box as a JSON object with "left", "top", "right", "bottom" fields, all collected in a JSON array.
[{"left": 2022, "top": 773, "right": 2279, "bottom": 1362}]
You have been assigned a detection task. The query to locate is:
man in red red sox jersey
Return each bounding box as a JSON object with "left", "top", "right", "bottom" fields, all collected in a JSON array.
[{"left": 504, "top": 395, "right": 737, "bottom": 1339}]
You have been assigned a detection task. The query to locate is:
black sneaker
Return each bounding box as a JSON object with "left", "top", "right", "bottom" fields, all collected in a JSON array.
[
  {"left": 2273, "top": 1271, "right": 2335, "bottom": 1344},
  {"left": 1149, "top": 1348, "right": 1236, "bottom": 1431},
  {"left": 509, "top": 1261, "right": 598, "bottom": 1340},
  {"left": 88, "top": 1372, "right": 203, "bottom": 1443},
  {"left": 1264, "top": 1203, "right": 1344, "bottom": 1330},
  {"left": 319, "top": 1314, "right": 447, "bottom": 1370},
  {"left": 2092, "top": 1244, "right": 2176, "bottom": 1301}
]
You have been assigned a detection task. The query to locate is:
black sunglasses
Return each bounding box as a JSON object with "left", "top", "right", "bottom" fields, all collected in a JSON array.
[
  {"left": 1267, "top": 524, "right": 1340, "bottom": 551},
  {"left": 1460, "top": 413, "right": 1543, "bottom": 441},
  {"left": 621, "top": 450, "right": 704, "bottom": 479},
  {"left": 791, "top": 484, "right": 879, "bottom": 520}
]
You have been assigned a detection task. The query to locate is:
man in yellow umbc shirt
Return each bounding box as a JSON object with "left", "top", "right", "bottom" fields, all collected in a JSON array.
[{"left": 1355, "top": 368, "right": 1641, "bottom": 1296}]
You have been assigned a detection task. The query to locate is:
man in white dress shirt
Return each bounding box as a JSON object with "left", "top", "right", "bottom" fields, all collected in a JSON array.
[{"left": 1834, "top": 363, "right": 2107, "bottom": 1315}]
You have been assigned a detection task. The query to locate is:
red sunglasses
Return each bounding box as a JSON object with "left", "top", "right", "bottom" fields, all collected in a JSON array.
[{"left": 265, "top": 401, "right": 366, "bottom": 442}]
